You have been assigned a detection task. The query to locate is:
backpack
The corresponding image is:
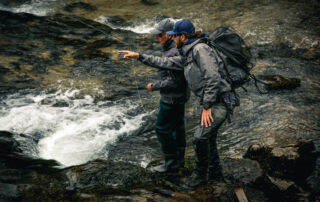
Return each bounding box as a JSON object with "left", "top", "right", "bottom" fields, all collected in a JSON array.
[{"left": 205, "top": 26, "right": 271, "bottom": 94}]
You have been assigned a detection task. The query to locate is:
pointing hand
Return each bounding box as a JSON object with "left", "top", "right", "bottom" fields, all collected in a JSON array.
[{"left": 118, "top": 50, "right": 139, "bottom": 59}]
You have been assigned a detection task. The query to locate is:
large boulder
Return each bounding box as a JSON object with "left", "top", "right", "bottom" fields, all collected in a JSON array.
[
  {"left": 244, "top": 140, "right": 317, "bottom": 184},
  {"left": 244, "top": 139, "right": 319, "bottom": 200}
]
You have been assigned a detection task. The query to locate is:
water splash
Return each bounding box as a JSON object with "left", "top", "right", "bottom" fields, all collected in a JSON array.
[
  {"left": 0, "top": 0, "right": 61, "bottom": 16},
  {"left": 0, "top": 90, "right": 147, "bottom": 166},
  {"left": 95, "top": 16, "right": 181, "bottom": 34}
]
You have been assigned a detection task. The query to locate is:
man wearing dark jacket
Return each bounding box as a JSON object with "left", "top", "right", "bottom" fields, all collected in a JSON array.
[
  {"left": 119, "top": 19, "right": 232, "bottom": 189},
  {"left": 146, "top": 19, "right": 188, "bottom": 173}
]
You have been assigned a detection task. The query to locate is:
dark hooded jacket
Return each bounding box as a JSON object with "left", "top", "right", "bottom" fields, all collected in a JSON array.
[
  {"left": 151, "top": 39, "right": 188, "bottom": 104},
  {"left": 139, "top": 38, "right": 232, "bottom": 109}
]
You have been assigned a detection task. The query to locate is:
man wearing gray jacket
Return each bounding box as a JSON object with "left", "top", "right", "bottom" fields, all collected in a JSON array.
[
  {"left": 145, "top": 19, "right": 188, "bottom": 173},
  {"left": 119, "top": 19, "right": 232, "bottom": 189}
]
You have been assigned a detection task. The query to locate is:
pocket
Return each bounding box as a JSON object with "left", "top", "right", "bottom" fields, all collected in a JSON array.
[{"left": 211, "top": 103, "right": 228, "bottom": 127}]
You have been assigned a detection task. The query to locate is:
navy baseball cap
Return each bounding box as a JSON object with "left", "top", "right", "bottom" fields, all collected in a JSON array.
[{"left": 166, "top": 19, "right": 195, "bottom": 35}]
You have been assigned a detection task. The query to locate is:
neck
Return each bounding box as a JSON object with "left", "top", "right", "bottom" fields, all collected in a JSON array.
[{"left": 163, "top": 39, "right": 173, "bottom": 50}]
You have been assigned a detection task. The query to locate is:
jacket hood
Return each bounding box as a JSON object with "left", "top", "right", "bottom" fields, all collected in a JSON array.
[{"left": 181, "top": 38, "right": 205, "bottom": 56}]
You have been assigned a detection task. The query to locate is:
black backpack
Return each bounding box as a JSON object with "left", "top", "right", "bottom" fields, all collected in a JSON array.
[{"left": 205, "top": 26, "right": 270, "bottom": 94}]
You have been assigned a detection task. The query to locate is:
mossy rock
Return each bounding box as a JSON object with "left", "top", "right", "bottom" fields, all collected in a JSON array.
[{"left": 263, "top": 74, "right": 301, "bottom": 90}]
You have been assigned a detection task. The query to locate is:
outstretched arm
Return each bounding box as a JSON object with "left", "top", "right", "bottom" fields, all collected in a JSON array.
[{"left": 118, "top": 50, "right": 185, "bottom": 71}]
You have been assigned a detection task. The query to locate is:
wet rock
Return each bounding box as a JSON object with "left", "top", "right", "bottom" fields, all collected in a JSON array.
[
  {"left": 254, "top": 174, "right": 312, "bottom": 202},
  {"left": 222, "top": 158, "right": 263, "bottom": 186},
  {"left": 64, "top": 159, "right": 155, "bottom": 191},
  {"left": 63, "top": 2, "right": 97, "bottom": 12},
  {"left": 263, "top": 74, "right": 301, "bottom": 90},
  {"left": 105, "top": 16, "right": 133, "bottom": 27},
  {"left": 0, "top": 65, "right": 10, "bottom": 74},
  {"left": 0, "top": 183, "right": 19, "bottom": 201},
  {"left": 0, "top": 131, "right": 22, "bottom": 153},
  {"left": 141, "top": 0, "right": 159, "bottom": 6},
  {"left": 244, "top": 140, "right": 318, "bottom": 189}
]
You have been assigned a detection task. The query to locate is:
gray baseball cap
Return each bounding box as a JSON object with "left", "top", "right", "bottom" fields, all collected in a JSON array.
[{"left": 150, "top": 19, "right": 174, "bottom": 35}]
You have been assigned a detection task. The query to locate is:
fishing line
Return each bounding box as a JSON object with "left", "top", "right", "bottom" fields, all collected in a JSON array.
[{"left": 73, "top": 18, "right": 148, "bottom": 113}]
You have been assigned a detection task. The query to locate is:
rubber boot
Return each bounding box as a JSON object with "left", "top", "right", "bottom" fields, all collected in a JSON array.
[
  {"left": 183, "top": 140, "right": 208, "bottom": 189},
  {"left": 208, "top": 137, "right": 223, "bottom": 182},
  {"left": 177, "top": 147, "right": 185, "bottom": 168},
  {"left": 151, "top": 153, "right": 179, "bottom": 173}
]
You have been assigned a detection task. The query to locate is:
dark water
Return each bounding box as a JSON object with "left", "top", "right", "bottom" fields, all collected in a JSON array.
[{"left": 0, "top": 1, "right": 319, "bottom": 191}]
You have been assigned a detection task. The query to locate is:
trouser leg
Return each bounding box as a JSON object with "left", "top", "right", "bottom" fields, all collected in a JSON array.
[
  {"left": 208, "top": 131, "right": 223, "bottom": 180},
  {"left": 155, "top": 99, "right": 177, "bottom": 154},
  {"left": 172, "top": 103, "right": 186, "bottom": 167},
  {"left": 152, "top": 99, "right": 179, "bottom": 172},
  {"left": 184, "top": 102, "right": 227, "bottom": 188},
  {"left": 207, "top": 103, "right": 227, "bottom": 181}
]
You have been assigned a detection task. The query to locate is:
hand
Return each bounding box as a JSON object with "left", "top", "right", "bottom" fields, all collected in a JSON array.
[
  {"left": 118, "top": 50, "right": 139, "bottom": 59},
  {"left": 201, "top": 108, "right": 214, "bottom": 127},
  {"left": 146, "top": 83, "right": 153, "bottom": 92}
]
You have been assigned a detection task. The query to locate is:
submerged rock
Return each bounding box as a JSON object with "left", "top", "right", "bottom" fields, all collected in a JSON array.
[
  {"left": 263, "top": 74, "right": 301, "bottom": 90},
  {"left": 63, "top": 2, "right": 97, "bottom": 13},
  {"left": 141, "top": 0, "right": 159, "bottom": 6}
]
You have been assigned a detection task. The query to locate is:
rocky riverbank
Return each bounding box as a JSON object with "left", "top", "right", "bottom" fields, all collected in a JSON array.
[{"left": 1, "top": 130, "right": 319, "bottom": 201}]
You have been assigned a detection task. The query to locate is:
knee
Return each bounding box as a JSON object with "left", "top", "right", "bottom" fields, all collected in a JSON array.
[{"left": 192, "top": 137, "right": 208, "bottom": 146}]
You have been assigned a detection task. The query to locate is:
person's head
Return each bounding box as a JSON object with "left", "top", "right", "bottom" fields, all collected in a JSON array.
[
  {"left": 167, "top": 19, "right": 204, "bottom": 48},
  {"left": 150, "top": 19, "right": 174, "bottom": 45}
]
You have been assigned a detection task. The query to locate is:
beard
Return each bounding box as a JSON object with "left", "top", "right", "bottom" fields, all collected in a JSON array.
[{"left": 174, "top": 38, "right": 183, "bottom": 49}]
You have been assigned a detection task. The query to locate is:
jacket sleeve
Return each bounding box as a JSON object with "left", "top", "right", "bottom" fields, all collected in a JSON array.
[
  {"left": 194, "top": 44, "right": 221, "bottom": 108},
  {"left": 151, "top": 76, "right": 175, "bottom": 91},
  {"left": 138, "top": 53, "right": 185, "bottom": 71}
]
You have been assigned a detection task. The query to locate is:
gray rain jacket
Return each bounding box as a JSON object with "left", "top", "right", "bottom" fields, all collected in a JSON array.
[
  {"left": 149, "top": 39, "right": 188, "bottom": 104},
  {"left": 139, "top": 38, "right": 231, "bottom": 109}
]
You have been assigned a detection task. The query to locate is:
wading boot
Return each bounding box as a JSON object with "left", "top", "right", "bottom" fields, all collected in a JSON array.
[
  {"left": 183, "top": 140, "right": 208, "bottom": 189},
  {"left": 183, "top": 171, "right": 207, "bottom": 189},
  {"left": 151, "top": 153, "right": 179, "bottom": 173}
]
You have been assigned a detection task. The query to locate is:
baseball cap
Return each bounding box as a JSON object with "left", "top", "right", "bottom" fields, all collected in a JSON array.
[
  {"left": 166, "top": 19, "right": 195, "bottom": 35},
  {"left": 150, "top": 19, "right": 174, "bottom": 35}
]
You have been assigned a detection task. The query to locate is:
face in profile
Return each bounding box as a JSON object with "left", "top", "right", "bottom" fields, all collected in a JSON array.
[{"left": 156, "top": 32, "right": 171, "bottom": 45}]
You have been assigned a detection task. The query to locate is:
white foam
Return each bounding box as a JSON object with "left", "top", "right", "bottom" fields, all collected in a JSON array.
[
  {"left": 0, "top": 0, "right": 60, "bottom": 16},
  {"left": 95, "top": 16, "right": 181, "bottom": 34},
  {"left": 0, "top": 90, "right": 147, "bottom": 166}
]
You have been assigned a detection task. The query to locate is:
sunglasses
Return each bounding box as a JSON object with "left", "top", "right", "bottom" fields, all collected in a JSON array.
[{"left": 157, "top": 33, "right": 163, "bottom": 37}]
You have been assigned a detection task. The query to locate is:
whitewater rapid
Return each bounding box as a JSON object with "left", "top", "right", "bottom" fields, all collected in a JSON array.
[
  {"left": 0, "top": 0, "right": 62, "bottom": 16},
  {"left": 0, "top": 90, "right": 147, "bottom": 166}
]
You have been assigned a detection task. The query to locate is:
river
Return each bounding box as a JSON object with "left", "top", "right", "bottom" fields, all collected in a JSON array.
[{"left": 0, "top": 0, "right": 319, "bottom": 174}]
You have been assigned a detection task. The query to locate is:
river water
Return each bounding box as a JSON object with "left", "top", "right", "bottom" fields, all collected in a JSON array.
[{"left": 0, "top": 0, "right": 319, "bottom": 174}]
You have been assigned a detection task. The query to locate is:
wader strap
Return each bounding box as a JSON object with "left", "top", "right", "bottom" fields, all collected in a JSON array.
[
  {"left": 220, "top": 92, "right": 234, "bottom": 123},
  {"left": 250, "top": 74, "right": 271, "bottom": 94}
]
